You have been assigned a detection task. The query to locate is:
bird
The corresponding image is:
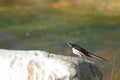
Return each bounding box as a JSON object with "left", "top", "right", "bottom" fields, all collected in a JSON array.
[{"left": 67, "top": 41, "right": 105, "bottom": 61}]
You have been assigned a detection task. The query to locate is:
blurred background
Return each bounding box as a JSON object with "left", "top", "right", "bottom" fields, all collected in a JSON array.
[{"left": 0, "top": 0, "right": 120, "bottom": 80}]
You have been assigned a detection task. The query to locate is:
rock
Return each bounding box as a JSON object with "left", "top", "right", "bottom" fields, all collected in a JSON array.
[{"left": 0, "top": 49, "right": 102, "bottom": 80}]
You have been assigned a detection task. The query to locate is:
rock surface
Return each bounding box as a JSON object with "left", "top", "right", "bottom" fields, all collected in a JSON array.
[{"left": 0, "top": 49, "right": 102, "bottom": 80}]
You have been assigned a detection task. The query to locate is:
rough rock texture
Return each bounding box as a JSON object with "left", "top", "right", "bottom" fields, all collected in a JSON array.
[{"left": 0, "top": 49, "right": 102, "bottom": 80}]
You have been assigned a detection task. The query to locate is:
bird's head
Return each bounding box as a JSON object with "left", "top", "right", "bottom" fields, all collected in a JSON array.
[{"left": 67, "top": 41, "right": 75, "bottom": 47}]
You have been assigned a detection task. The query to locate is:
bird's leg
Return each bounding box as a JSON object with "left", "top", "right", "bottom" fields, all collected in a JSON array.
[
  {"left": 78, "top": 54, "right": 87, "bottom": 60},
  {"left": 77, "top": 53, "right": 82, "bottom": 57},
  {"left": 78, "top": 54, "right": 84, "bottom": 60}
]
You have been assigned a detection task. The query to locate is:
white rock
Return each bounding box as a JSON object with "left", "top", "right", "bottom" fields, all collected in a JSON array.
[{"left": 0, "top": 49, "right": 102, "bottom": 80}]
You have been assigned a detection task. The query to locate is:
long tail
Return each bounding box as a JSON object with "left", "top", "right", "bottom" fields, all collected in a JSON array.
[{"left": 89, "top": 53, "right": 105, "bottom": 61}]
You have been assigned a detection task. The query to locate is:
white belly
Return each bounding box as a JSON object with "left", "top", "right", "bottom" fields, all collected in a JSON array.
[{"left": 72, "top": 48, "right": 83, "bottom": 57}]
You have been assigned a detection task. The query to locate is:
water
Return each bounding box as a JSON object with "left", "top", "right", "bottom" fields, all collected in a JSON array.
[{"left": 0, "top": 25, "right": 119, "bottom": 53}]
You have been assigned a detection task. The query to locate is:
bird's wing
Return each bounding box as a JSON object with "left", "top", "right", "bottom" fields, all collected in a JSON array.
[
  {"left": 74, "top": 45, "right": 91, "bottom": 57},
  {"left": 89, "top": 53, "right": 105, "bottom": 61}
]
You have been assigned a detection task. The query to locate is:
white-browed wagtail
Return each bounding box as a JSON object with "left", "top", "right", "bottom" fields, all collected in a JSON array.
[{"left": 68, "top": 41, "right": 105, "bottom": 61}]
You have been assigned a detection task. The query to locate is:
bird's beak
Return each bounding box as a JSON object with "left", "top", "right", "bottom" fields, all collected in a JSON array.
[{"left": 67, "top": 41, "right": 73, "bottom": 47}]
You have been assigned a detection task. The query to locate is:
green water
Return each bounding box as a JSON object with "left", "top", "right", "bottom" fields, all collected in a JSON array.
[{"left": 0, "top": 9, "right": 119, "bottom": 54}]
